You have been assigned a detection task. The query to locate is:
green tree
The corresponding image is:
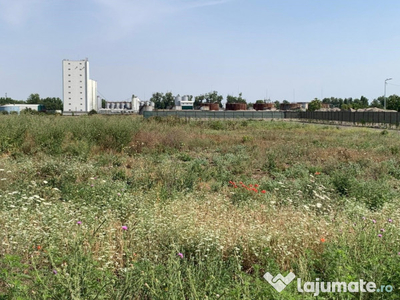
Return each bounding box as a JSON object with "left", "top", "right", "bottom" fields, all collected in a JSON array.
[
  {"left": 102, "top": 99, "right": 106, "bottom": 109},
  {"left": 194, "top": 94, "right": 205, "bottom": 107},
  {"left": 370, "top": 98, "right": 383, "bottom": 108},
  {"left": 27, "top": 93, "right": 40, "bottom": 104},
  {"left": 226, "top": 92, "right": 246, "bottom": 104},
  {"left": 204, "top": 91, "right": 223, "bottom": 107},
  {"left": 40, "top": 97, "right": 63, "bottom": 110},
  {"left": 195, "top": 91, "right": 223, "bottom": 107},
  {"left": 360, "top": 96, "right": 369, "bottom": 108},
  {"left": 0, "top": 97, "right": 24, "bottom": 105},
  {"left": 385, "top": 94, "right": 400, "bottom": 111},
  {"left": 150, "top": 92, "right": 164, "bottom": 109},
  {"left": 308, "top": 98, "right": 322, "bottom": 111},
  {"left": 274, "top": 100, "right": 280, "bottom": 109},
  {"left": 162, "top": 92, "right": 175, "bottom": 109}
]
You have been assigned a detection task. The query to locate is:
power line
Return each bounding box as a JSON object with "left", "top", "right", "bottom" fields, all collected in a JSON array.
[{"left": 97, "top": 90, "right": 109, "bottom": 101}]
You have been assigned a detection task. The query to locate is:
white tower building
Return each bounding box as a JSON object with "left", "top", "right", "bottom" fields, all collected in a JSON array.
[{"left": 62, "top": 58, "right": 98, "bottom": 114}]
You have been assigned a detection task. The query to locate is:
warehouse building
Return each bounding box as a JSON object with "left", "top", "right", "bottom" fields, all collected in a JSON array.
[{"left": 0, "top": 104, "right": 46, "bottom": 114}]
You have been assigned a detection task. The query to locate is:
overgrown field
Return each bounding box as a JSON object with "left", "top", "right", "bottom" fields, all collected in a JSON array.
[{"left": 1, "top": 115, "right": 400, "bottom": 299}]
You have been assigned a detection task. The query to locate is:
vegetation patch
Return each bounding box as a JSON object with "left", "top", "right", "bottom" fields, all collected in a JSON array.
[{"left": 0, "top": 115, "right": 400, "bottom": 299}]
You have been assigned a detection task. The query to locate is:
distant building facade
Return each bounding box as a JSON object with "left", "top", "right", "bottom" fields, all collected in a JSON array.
[
  {"left": 62, "top": 58, "right": 97, "bottom": 114},
  {"left": 0, "top": 104, "right": 45, "bottom": 114}
]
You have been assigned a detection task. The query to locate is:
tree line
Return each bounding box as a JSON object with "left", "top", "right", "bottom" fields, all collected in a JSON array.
[
  {"left": 0, "top": 94, "right": 63, "bottom": 111},
  {"left": 308, "top": 95, "right": 400, "bottom": 111},
  {"left": 149, "top": 91, "right": 249, "bottom": 109},
  {"left": 149, "top": 91, "right": 400, "bottom": 112},
  {"left": 2, "top": 92, "right": 400, "bottom": 112}
]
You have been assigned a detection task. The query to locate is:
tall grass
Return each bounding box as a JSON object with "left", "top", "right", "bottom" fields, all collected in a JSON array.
[{"left": 0, "top": 115, "right": 400, "bottom": 299}]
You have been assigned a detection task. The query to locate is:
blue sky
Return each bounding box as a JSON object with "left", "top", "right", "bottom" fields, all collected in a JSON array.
[{"left": 2, "top": 0, "right": 400, "bottom": 103}]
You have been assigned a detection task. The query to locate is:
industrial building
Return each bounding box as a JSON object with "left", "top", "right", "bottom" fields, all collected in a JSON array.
[
  {"left": 62, "top": 58, "right": 98, "bottom": 115},
  {"left": 0, "top": 104, "right": 46, "bottom": 114},
  {"left": 100, "top": 96, "right": 143, "bottom": 114},
  {"left": 174, "top": 95, "right": 194, "bottom": 110}
]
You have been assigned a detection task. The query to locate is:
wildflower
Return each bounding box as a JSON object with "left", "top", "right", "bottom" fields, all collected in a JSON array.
[
  {"left": 372, "top": 219, "right": 376, "bottom": 224},
  {"left": 320, "top": 238, "right": 326, "bottom": 243},
  {"left": 315, "top": 172, "right": 321, "bottom": 175},
  {"left": 177, "top": 253, "right": 183, "bottom": 259},
  {"left": 398, "top": 252, "right": 400, "bottom": 256},
  {"left": 37, "top": 245, "right": 41, "bottom": 250},
  {"left": 117, "top": 193, "right": 121, "bottom": 196},
  {"left": 53, "top": 270, "right": 57, "bottom": 274},
  {"left": 316, "top": 203, "right": 322, "bottom": 208},
  {"left": 255, "top": 184, "right": 259, "bottom": 187},
  {"left": 362, "top": 217, "right": 366, "bottom": 220},
  {"left": 122, "top": 226, "right": 128, "bottom": 230},
  {"left": 91, "top": 184, "right": 94, "bottom": 187},
  {"left": 43, "top": 180, "right": 48, "bottom": 184},
  {"left": 380, "top": 228, "right": 385, "bottom": 232},
  {"left": 261, "top": 190, "right": 266, "bottom": 194},
  {"left": 77, "top": 221, "right": 82, "bottom": 225},
  {"left": 254, "top": 189, "right": 258, "bottom": 193},
  {"left": 378, "top": 234, "right": 382, "bottom": 238},
  {"left": 249, "top": 184, "right": 253, "bottom": 187},
  {"left": 388, "top": 219, "right": 393, "bottom": 223}
]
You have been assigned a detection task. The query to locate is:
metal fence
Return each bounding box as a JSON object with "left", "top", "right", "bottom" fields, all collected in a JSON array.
[
  {"left": 143, "top": 110, "right": 400, "bottom": 125},
  {"left": 285, "top": 111, "right": 400, "bottom": 125},
  {"left": 143, "top": 110, "right": 285, "bottom": 119}
]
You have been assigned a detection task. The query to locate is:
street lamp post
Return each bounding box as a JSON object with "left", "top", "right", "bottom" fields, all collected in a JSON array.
[{"left": 384, "top": 78, "right": 392, "bottom": 110}]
